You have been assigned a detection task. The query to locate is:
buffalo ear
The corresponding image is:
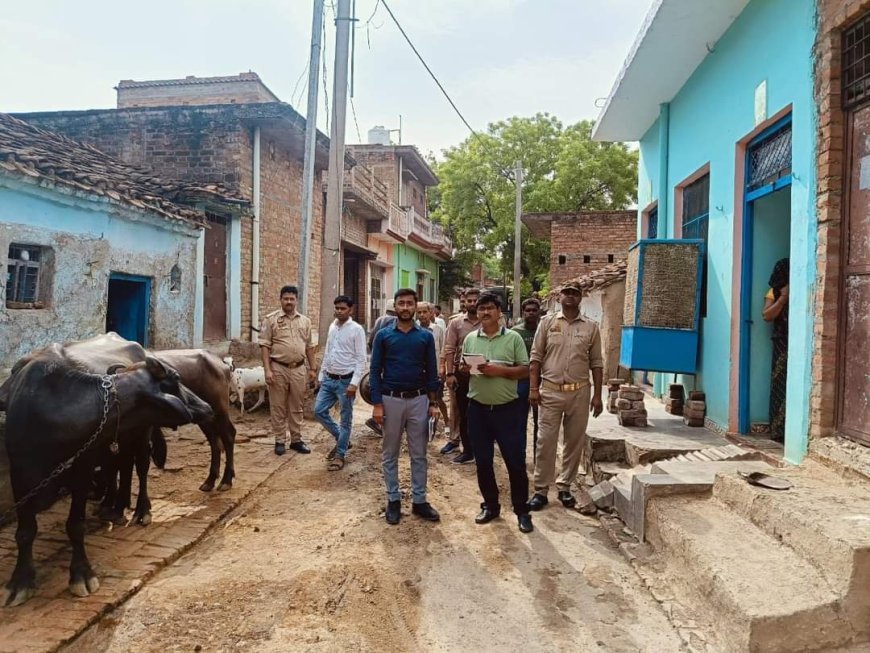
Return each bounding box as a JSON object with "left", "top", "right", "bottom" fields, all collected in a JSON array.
[
  {"left": 106, "top": 363, "right": 127, "bottom": 375},
  {"left": 145, "top": 356, "right": 170, "bottom": 380}
]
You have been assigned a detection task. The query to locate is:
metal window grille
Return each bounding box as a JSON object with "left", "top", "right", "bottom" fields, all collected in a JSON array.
[
  {"left": 844, "top": 12, "right": 870, "bottom": 109},
  {"left": 6, "top": 244, "right": 43, "bottom": 304},
  {"left": 648, "top": 206, "right": 659, "bottom": 239},
  {"left": 681, "top": 175, "right": 710, "bottom": 241},
  {"left": 747, "top": 124, "right": 792, "bottom": 191}
]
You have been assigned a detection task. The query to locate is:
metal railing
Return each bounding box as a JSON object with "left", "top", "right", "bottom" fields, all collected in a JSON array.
[{"left": 407, "top": 207, "right": 452, "bottom": 251}]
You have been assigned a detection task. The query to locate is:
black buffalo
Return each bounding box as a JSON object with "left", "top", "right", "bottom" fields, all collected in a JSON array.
[{"left": 0, "top": 345, "right": 212, "bottom": 606}]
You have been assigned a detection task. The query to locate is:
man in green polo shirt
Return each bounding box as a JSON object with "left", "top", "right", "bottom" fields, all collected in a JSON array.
[{"left": 461, "top": 292, "right": 533, "bottom": 533}]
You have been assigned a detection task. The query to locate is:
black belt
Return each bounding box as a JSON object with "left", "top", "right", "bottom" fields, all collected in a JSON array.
[
  {"left": 272, "top": 359, "right": 305, "bottom": 369},
  {"left": 383, "top": 388, "right": 427, "bottom": 399},
  {"left": 326, "top": 372, "right": 353, "bottom": 380},
  {"left": 470, "top": 398, "right": 518, "bottom": 412}
]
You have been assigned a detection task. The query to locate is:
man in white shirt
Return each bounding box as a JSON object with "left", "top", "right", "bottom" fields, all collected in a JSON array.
[
  {"left": 433, "top": 304, "right": 447, "bottom": 330},
  {"left": 417, "top": 302, "right": 449, "bottom": 429},
  {"left": 315, "top": 295, "right": 368, "bottom": 470}
]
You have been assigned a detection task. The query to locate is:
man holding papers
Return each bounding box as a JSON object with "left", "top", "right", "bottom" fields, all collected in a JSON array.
[{"left": 460, "top": 292, "right": 533, "bottom": 533}]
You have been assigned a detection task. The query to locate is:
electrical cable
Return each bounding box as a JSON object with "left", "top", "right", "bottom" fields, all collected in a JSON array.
[{"left": 350, "top": 96, "right": 363, "bottom": 143}]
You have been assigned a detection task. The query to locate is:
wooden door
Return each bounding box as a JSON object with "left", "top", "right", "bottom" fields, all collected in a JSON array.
[
  {"left": 840, "top": 104, "right": 870, "bottom": 445},
  {"left": 204, "top": 212, "right": 228, "bottom": 342}
]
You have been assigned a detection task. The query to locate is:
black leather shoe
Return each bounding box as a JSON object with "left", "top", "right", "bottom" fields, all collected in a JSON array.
[
  {"left": 385, "top": 500, "right": 401, "bottom": 525},
  {"left": 527, "top": 493, "right": 548, "bottom": 511},
  {"left": 518, "top": 514, "right": 534, "bottom": 533},
  {"left": 274, "top": 442, "right": 286, "bottom": 456},
  {"left": 558, "top": 491, "right": 577, "bottom": 508},
  {"left": 412, "top": 502, "right": 441, "bottom": 522},
  {"left": 452, "top": 451, "right": 475, "bottom": 465},
  {"left": 475, "top": 503, "right": 500, "bottom": 524},
  {"left": 289, "top": 441, "right": 311, "bottom": 454},
  {"left": 365, "top": 418, "right": 383, "bottom": 436}
]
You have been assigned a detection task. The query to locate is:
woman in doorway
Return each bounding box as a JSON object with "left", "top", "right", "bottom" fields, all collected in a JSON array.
[{"left": 762, "top": 258, "right": 789, "bottom": 442}]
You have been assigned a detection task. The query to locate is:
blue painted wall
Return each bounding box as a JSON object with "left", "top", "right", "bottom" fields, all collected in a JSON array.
[
  {"left": 0, "top": 177, "right": 201, "bottom": 372},
  {"left": 634, "top": 0, "right": 817, "bottom": 461}
]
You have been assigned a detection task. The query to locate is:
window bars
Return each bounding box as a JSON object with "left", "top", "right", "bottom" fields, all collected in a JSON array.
[
  {"left": 747, "top": 124, "right": 792, "bottom": 192},
  {"left": 7, "top": 244, "right": 43, "bottom": 304},
  {"left": 682, "top": 174, "right": 710, "bottom": 241},
  {"left": 648, "top": 206, "right": 659, "bottom": 239},
  {"left": 844, "top": 12, "right": 870, "bottom": 109}
]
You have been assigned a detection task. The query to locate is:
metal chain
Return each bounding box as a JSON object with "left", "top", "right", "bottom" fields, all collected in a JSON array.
[{"left": 0, "top": 375, "right": 117, "bottom": 525}]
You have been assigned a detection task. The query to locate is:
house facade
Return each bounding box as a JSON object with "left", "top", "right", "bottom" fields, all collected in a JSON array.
[
  {"left": 17, "top": 73, "right": 331, "bottom": 344},
  {"left": 522, "top": 210, "right": 637, "bottom": 289},
  {"left": 593, "top": 0, "right": 817, "bottom": 462},
  {"left": 0, "top": 113, "right": 230, "bottom": 373},
  {"left": 347, "top": 143, "right": 451, "bottom": 327}
]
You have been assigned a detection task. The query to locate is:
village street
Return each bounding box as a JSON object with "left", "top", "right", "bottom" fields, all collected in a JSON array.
[{"left": 43, "top": 408, "right": 686, "bottom": 653}]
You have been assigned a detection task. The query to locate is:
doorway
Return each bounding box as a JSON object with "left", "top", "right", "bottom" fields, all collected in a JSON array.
[
  {"left": 203, "top": 212, "right": 228, "bottom": 342},
  {"left": 738, "top": 115, "right": 793, "bottom": 436},
  {"left": 839, "top": 15, "right": 870, "bottom": 445},
  {"left": 342, "top": 252, "right": 361, "bottom": 321},
  {"left": 106, "top": 273, "right": 151, "bottom": 346}
]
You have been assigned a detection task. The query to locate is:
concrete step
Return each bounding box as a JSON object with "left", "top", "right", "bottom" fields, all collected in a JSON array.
[
  {"left": 713, "top": 461, "right": 870, "bottom": 638},
  {"left": 646, "top": 495, "right": 857, "bottom": 653}
]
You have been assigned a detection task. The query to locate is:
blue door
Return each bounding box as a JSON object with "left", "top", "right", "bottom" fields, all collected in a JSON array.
[{"left": 106, "top": 273, "right": 151, "bottom": 346}]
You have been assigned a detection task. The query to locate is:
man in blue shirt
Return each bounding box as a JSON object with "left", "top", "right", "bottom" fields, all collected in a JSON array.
[{"left": 370, "top": 288, "right": 441, "bottom": 525}]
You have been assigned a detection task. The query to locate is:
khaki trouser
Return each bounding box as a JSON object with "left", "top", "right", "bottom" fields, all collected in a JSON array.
[
  {"left": 447, "top": 385, "right": 459, "bottom": 440},
  {"left": 534, "top": 384, "right": 591, "bottom": 495},
  {"left": 267, "top": 362, "right": 307, "bottom": 444}
]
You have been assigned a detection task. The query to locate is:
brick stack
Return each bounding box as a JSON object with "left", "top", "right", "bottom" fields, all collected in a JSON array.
[
  {"left": 616, "top": 385, "right": 648, "bottom": 427},
  {"left": 683, "top": 391, "right": 706, "bottom": 427},
  {"left": 607, "top": 378, "right": 624, "bottom": 414},
  {"left": 665, "top": 384, "right": 685, "bottom": 415}
]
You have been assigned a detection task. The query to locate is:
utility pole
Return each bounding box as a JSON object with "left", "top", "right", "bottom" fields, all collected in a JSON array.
[
  {"left": 299, "top": 0, "right": 325, "bottom": 314},
  {"left": 513, "top": 160, "right": 523, "bottom": 323},
  {"left": 319, "top": 0, "right": 352, "bottom": 341}
]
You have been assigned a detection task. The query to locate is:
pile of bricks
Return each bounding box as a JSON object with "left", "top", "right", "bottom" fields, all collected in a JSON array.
[
  {"left": 683, "top": 391, "right": 707, "bottom": 427},
  {"left": 665, "top": 384, "right": 685, "bottom": 415},
  {"left": 615, "top": 384, "right": 648, "bottom": 427},
  {"left": 607, "top": 378, "right": 624, "bottom": 414}
]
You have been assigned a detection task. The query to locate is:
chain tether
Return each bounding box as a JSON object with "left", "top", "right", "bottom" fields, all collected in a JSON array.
[{"left": 0, "top": 375, "right": 117, "bottom": 525}]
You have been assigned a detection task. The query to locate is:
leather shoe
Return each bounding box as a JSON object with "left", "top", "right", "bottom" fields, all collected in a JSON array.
[
  {"left": 452, "top": 451, "right": 475, "bottom": 465},
  {"left": 274, "top": 442, "right": 286, "bottom": 456},
  {"left": 558, "top": 491, "right": 577, "bottom": 508},
  {"left": 517, "top": 514, "right": 534, "bottom": 533},
  {"left": 475, "top": 503, "right": 500, "bottom": 524},
  {"left": 365, "top": 418, "right": 383, "bottom": 436},
  {"left": 412, "top": 502, "right": 440, "bottom": 521},
  {"left": 527, "top": 493, "right": 548, "bottom": 511},
  {"left": 289, "top": 441, "right": 311, "bottom": 454},
  {"left": 385, "top": 500, "right": 401, "bottom": 525}
]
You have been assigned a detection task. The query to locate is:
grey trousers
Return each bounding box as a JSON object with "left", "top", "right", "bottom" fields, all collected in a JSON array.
[{"left": 382, "top": 394, "right": 429, "bottom": 504}]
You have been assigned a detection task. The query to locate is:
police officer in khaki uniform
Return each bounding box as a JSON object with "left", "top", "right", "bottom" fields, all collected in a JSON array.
[
  {"left": 260, "top": 284, "right": 317, "bottom": 456},
  {"left": 528, "top": 280, "right": 604, "bottom": 509}
]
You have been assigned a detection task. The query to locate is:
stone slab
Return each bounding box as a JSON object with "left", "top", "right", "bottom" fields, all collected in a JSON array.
[{"left": 649, "top": 460, "right": 773, "bottom": 485}]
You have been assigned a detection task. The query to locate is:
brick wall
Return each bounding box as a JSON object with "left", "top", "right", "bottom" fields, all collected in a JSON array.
[
  {"left": 548, "top": 211, "right": 636, "bottom": 286},
  {"left": 21, "top": 106, "right": 325, "bottom": 342},
  {"left": 348, "top": 148, "right": 398, "bottom": 204},
  {"left": 117, "top": 74, "right": 279, "bottom": 108},
  {"left": 811, "top": 0, "right": 870, "bottom": 439}
]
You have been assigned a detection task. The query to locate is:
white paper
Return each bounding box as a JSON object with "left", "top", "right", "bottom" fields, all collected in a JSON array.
[
  {"left": 428, "top": 416, "right": 437, "bottom": 442},
  {"left": 462, "top": 353, "right": 487, "bottom": 375}
]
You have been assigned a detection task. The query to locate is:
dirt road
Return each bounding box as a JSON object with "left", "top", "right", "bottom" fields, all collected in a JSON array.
[{"left": 63, "top": 411, "right": 685, "bottom": 653}]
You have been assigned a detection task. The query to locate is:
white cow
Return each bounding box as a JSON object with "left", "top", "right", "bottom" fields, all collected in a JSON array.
[{"left": 228, "top": 364, "right": 268, "bottom": 416}]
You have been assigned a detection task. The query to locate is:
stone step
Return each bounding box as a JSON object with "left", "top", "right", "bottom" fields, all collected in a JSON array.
[
  {"left": 650, "top": 459, "right": 773, "bottom": 482},
  {"left": 713, "top": 461, "right": 870, "bottom": 638},
  {"left": 646, "top": 495, "right": 856, "bottom": 653}
]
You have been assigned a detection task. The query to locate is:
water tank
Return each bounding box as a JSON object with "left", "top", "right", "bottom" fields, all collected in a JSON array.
[{"left": 367, "top": 125, "right": 391, "bottom": 145}]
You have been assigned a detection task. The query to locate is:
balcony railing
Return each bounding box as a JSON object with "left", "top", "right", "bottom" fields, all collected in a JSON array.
[
  {"left": 343, "top": 163, "right": 390, "bottom": 218},
  {"left": 407, "top": 207, "right": 452, "bottom": 254}
]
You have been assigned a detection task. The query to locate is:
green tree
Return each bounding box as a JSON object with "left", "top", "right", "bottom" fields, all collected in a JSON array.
[{"left": 432, "top": 115, "right": 637, "bottom": 291}]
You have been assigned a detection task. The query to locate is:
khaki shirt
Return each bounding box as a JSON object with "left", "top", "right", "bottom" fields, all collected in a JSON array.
[
  {"left": 443, "top": 314, "right": 482, "bottom": 366},
  {"left": 259, "top": 310, "right": 314, "bottom": 365},
  {"left": 530, "top": 311, "right": 603, "bottom": 386}
]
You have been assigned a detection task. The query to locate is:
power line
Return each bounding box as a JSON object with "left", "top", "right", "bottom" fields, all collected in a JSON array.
[
  {"left": 321, "top": 15, "right": 330, "bottom": 131},
  {"left": 379, "top": 0, "right": 479, "bottom": 139},
  {"left": 350, "top": 96, "right": 363, "bottom": 143},
  {"left": 290, "top": 58, "right": 310, "bottom": 108}
]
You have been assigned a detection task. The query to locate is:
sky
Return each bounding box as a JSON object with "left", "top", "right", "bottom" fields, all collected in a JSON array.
[{"left": 0, "top": 0, "right": 650, "bottom": 157}]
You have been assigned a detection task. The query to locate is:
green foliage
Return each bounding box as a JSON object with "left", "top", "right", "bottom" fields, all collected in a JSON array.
[
  {"left": 432, "top": 114, "right": 637, "bottom": 291},
  {"left": 437, "top": 256, "right": 473, "bottom": 303}
]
